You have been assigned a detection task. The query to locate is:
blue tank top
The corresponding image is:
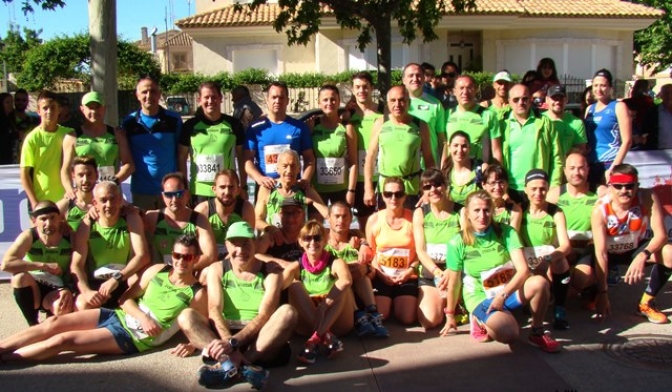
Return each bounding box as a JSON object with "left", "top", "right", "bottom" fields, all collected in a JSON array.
[{"left": 585, "top": 100, "right": 620, "bottom": 164}]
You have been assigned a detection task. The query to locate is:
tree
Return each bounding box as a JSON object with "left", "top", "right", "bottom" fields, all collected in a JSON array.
[
  {"left": 247, "top": 0, "right": 475, "bottom": 102},
  {"left": 630, "top": 0, "right": 672, "bottom": 73},
  {"left": 16, "top": 33, "right": 160, "bottom": 91},
  {"left": 0, "top": 27, "right": 42, "bottom": 74},
  {"left": 1, "top": 0, "right": 66, "bottom": 14}
]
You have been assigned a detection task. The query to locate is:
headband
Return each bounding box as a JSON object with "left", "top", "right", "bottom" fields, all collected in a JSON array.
[
  {"left": 31, "top": 205, "right": 60, "bottom": 217},
  {"left": 609, "top": 173, "right": 637, "bottom": 184}
]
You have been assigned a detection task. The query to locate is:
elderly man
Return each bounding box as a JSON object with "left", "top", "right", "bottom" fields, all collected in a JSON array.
[{"left": 175, "top": 222, "right": 297, "bottom": 389}]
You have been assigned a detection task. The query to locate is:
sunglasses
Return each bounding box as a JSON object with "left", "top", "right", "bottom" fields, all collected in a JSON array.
[
  {"left": 172, "top": 251, "right": 196, "bottom": 262},
  {"left": 611, "top": 183, "right": 636, "bottom": 191},
  {"left": 512, "top": 96, "right": 530, "bottom": 104},
  {"left": 383, "top": 191, "right": 406, "bottom": 199},
  {"left": 421, "top": 182, "right": 443, "bottom": 191},
  {"left": 446, "top": 72, "right": 457, "bottom": 78},
  {"left": 302, "top": 234, "right": 322, "bottom": 243},
  {"left": 163, "top": 190, "right": 186, "bottom": 199},
  {"left": 485, "top": 180, "right": 505, "bottom": 187}
]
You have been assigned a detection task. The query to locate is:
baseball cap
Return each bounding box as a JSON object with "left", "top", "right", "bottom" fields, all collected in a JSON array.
[
  {"left": 280, "top": 197, "right": 305, "bottom": 209},
  {"left": 81, "top": 91, "right": 104, "bottom": 106},
  {"left": 547, "top": 84, "right": 566, "bottom": 97},
  {"left": 225, "top": 221, "right": 255, "bottom": 240},
  {"left": 493, "top": 71, "right": 512, "bottom": 83},
  {"left": 593, "top": 69, "right": 613, "bottom": 87},
  {"left": 525, "top": 169, "right": 549, "bottom": 185}
]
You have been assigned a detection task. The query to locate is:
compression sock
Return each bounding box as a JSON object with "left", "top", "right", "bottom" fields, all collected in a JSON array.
[
  {"left": 644, "top": 264, "right": 672, "bottom": 298},
  {"left": 552, "top": 271, "right": 571, "bottom": 308},
  {"left": 13, "top": 287, "right": 39, "bottom": 326}
]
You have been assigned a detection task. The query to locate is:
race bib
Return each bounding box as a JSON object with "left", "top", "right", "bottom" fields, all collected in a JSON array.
[
  {"left": 480, "top": 261, "right": 515, "bottom": 299},
  {"left": 98, "top": 165, "right": 116, "bottom": 182},
  {"left": 316, "top": 157, "right": 345, "bottom": 185},
  {"left": 606, "top": 233, "right": 638, "bottom": 254},
  {"left": 30, "top": 271, "right": 64, "bottom": 288},
  {"left": 523, "top": 245, "right": 555, "bottom": 270},
  {"left": 124, "top": 303, "right": 179, "bottom": 346},
  {"left": 93, "top": 264, "right": 126, "bottom": 280},
  {"left": 378, "top": 248, "right": 410, "bottom": 277},
  {"left": 195, "top": 154, "right": 224, "bottom": 183},
  {"left": 263, "top": 144, "right": 290, "bottom": 174},
  {"left": 358, "top": 150, "right": 378, "bottom": 176},
  {"left": 426, "top": 243, "right": 446, "bottom": 263}
]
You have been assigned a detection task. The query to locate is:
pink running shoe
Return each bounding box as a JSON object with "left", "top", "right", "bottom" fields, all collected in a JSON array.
[{"left": 470, "top": 314, "right": 491, "bottom": 343}]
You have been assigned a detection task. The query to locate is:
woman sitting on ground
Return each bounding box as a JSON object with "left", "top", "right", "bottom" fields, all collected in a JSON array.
[{"left": 480, "top": 164, "right": 522, "bottom": 231}]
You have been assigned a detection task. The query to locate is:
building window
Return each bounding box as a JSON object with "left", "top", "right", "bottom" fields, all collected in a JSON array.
[
  {"left": 232, "top": 49, "right": 278, "bottom": 74},
  {"left": 172, "top": 53, "right": 188, "bottom": 71}
]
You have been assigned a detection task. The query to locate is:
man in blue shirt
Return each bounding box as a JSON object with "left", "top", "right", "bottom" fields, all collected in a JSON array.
[
  {"left": 122, "top": 76, "right": 183, "bottom": 210},
  {"left": 244, "top": 81, "right": 315, "bottom": 191}
]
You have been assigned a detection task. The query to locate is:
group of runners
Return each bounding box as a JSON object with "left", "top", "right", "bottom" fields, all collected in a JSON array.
[{"left": 0, "top": 60, "right": 671, "bottom": 389}]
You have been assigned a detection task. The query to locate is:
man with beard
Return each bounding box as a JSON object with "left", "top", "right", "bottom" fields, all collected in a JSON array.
[
  {"left": 71, "top": 182, "right": 148, "bottom": 310},
  {"left": 542, "top": 85, "right": 587, "bottom": 157},
  {"left": 481, "top": 70, "right": 512, "bottom": 119},
  {"left": 1, "top": 201, "right": 74, "bottom": 325},
  {"left": 57, "top": 155, "right": 98, "bottom": 232},
  {"left": 194, "top": 169, "right": 255, "bottom": 261},
  {"left": 145, "top": 173, "right": 217, "bottom": 270}
]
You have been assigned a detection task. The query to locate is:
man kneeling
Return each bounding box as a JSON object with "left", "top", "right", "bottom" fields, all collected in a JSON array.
[
  {"left": 0, "top": 235, "right": 205, "bottom": 362},
  {"left": 176, "top": 221, "right": 297, "bottom": 389}
]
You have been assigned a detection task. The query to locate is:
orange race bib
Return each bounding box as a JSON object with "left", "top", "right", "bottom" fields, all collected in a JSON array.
[
  {"left": 377, "top": 248, "right": 410, "bottom": 277},
  {"left": 480, "top": 261, "right": 515, "bottom": 299}
]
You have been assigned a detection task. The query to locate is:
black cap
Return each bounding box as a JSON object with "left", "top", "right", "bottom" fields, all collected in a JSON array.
[
  {"left": 593, "top": 69, "right": 613, "bottom": 87},
  {"left": 525, "top": 169, "right": 549, "bottom": 185},
  {"left": 547, "top": 84, "right": 566, "bottom": 97},
  {"left": 280, "top": 197, "right": 304, "bottom": 209}
]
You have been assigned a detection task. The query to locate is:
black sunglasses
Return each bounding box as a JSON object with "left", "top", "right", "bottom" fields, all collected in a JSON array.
[
  {"left": 512, "top": 96, "right": 530, "bottom": 104},
  {"left": 383, "top": 191, "right": 406, "bottom": 199},
  {"left": 611, "top": 183, "right": 636, "bottom": 191},
  {"left": 163, "top": 190, "right": 186, "bottom": 199},
  {"left": 421, "top": 182, "right": 443, "bottom": 191},
  {"left": 302, "top": 234, "right": 322, "bottom": 243}
]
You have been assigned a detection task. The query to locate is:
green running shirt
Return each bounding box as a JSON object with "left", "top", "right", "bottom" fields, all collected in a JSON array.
[
  {"left": 25, "top": 228, "right": 73, "bottom": 284},
  {"left": 351, "top": 112, "right": 383, "bottom": 182},
  {"left": 221, "top": 260, "right": 266, "bottom": 327},
  {"left": 447, "top": 105, "right": 500, "bottom": 161},
  {"left": 207, "top": 198, "right": 245, "bottom": 259},
  {"left": 325, "top": 243, "right": 359, "bottom": 264},
  {"left": 266, "top": 189, "right": 306, "bottom": 227},
  {"left": 300, "top": 255, "right": 336, "bottom": 296},
  {"left": 420, "top": 203, "right": 462, "bottom": 279},
  {"left": 74, "top": 126, "right": 119, "bottom": 181},
  {"left": 377, "top": 118, "right": 422, "bottom": 195},
  {"left": 66, "top": 199, "right": 87, "bottom": 232},
  {"left": 88, "top": 217, "right": 131, "bottom": 273},
  {"left": 312, "top": 122, "right": 348, "bottom": 193},
  {"left": 520, "top": 203, "right": 559, "bottom": 247},
  {"left": 153, "top": 210, "right": 199, "bottom": 264}
]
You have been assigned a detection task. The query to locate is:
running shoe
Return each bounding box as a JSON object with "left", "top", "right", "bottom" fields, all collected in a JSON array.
[
  {"left": 368, "top": 312, "right": 390, "bottom": 338},
  {"left": 323, "top": 332, "right": 344, "bottom": 359},
  {"left": 528, "top": 331, "right": 561, "bottom": 353},
  {"left": 297, "top": 339, "right": 319, "bottom": 365},
  {"left": 241, "top": 365, "right": 270, "bottom": 390},
  {"left": 469, "top": 314, "right": 490, "bottom": 343},
  {"left": 354, "top": 310, "right": 376, "bottom": 337},
  {"left": 455, "top": 304, "right": 469, "bottom": 326},
  {"left": 638, "top": 301, "right": 670, "bottom": 324},
  {"left": 553, "top": 306, "right": 570, "bottom": 330},
  {"left": 197, "top": 359, "right": 238, "bottom": 387},
  {"left": 607, "top": 266, "right": 621, "bottom": 286}
]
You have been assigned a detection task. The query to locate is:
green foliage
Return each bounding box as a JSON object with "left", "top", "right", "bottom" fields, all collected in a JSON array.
[
  {"left": 2, "top": 0, "right": 66, "bottom": 14},
  {"left": 0, "top": 27, "right": 42, "bottom": 74},
  {"left": 16, "top": 33, "right": 161, "bottom": 91},
  {"left": 630, "top": 0, "right": 672, "bottom": 72}
]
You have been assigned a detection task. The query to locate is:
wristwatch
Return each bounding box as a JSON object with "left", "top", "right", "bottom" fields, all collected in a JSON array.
[
  {"left": 228, "top": 338, "right": 239, "bottom": 351},
  {"left": 112, "top": 271, "right": 124, "bottom": 282}
]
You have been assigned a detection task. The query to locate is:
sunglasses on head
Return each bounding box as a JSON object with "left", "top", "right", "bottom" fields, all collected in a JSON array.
[
  {"left": 611, "top": 183, "right": 636, "bottom": 191},
  {"left": 383, "top": 191, "right": 406, "bottom": 199},
  {"left": 421, "top": 182, "right": 443, "bottom": 191},
  {"left": 512, "top": 96, "right": 530, "bottom": 104},
  {"left": 163, "top": 190, "right": 186, "bottom": 199},
  {"left": 172, "top": 251, "right": 196, "bottom": 262},
  {"left": 302, "top": 234, "right": 322, "bottom": 243}
]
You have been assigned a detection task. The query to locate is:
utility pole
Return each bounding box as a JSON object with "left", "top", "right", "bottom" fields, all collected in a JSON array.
[{"left": 88, "top": 0, "right": 119, "bottom": 126}]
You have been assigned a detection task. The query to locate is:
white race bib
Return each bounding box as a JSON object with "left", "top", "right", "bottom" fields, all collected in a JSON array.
[
  {"left": 523, "top": 245, "right": 555, "bottom": 270},
  {"left": 123, "top": 303, "right": 180, "bottom": 346},
  {"left": 480, "top": 261, "right": 515, "bottom": 299},
  {"left": 426, "top": 243, "right": 446, "bottom": 263},
  {"left": 606, "top": 233, "right": 639, "bottom": 254},
  {"left": 263, "top": 144, "right": 290, "bottom": 174},
  {"left": 30, "top": 271, "right": 64, "bottom": 288},
  {"left": 316, "top": 157, "right": 345, "bottom": 185},
  {"left": 377, "top": 248, "right": 410, "bottom": 277},
  {"left": 568, "top": 230, "right": 593, "bottom": 241},
  {"left": 93, "top": 264, "right": 126, "bottom": 281},
  {"left": 98, "top": 165, "right": 116, "bottom": 182},
  {"left": 195, "top": 154, "right": 224, "bottom": 182},
  {"left": 358, "top": 150, "right": 378, "bottom": 176}
]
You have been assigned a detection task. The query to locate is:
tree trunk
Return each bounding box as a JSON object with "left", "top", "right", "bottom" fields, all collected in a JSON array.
[
  {"left": 88, "top": 0, "right": 119, "bottom": 126},
  {"left": 374, "top": 15, "right": 392, "bottom": 110}
]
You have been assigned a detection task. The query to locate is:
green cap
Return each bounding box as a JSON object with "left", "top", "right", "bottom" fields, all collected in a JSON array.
[
  {"left": 225, "top": 221, "right": 255, "bottom": 240},
  {"left": 81, "top": 91, "right": 104, "bottom": 106}
]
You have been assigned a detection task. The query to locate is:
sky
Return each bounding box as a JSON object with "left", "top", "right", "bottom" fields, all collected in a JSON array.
[{"left": 1, "top": 0, "right": 193, "bottom": 41}]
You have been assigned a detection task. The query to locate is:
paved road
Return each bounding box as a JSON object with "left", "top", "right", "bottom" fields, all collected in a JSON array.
[{"left": 0, "top": 279, "right": 671, "bottom": 391}]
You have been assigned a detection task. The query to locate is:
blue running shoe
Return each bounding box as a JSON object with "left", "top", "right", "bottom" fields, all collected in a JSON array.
[
  {"left": 368, "top": 312, "right": 390, "bottom": 338},
  {"left": 354, "top": 310, "right": 376, "bottom": 337},
  {"left": 197, "top": 359, "right": 237, "bottom": 387},
  {"left": 241, "top": 365, "right": 270, "bottom": 390}
]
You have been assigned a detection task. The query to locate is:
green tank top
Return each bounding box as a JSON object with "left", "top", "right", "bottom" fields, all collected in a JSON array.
[
  {"left": 520, "top": 203, "right": 559, "bottom": 247},
  {"left": 377, "top": 118, "right": 422, "bottom": 195},
  {"left": 266, "top": 189, "right": 306, "bottom": 227},
  {"left": 420, "top": 203, "right": 462, "bottom": 278},
  {"left": 88, "top": 217, "right": 131, "bottom": 273},
  {"left": 221, "top": 260, "right": 266, "bottom": 326},
  {"left": 115, "top": 266, "right": 201, "bottom": 352},
  {"left": 556, "top": 185, "right": 598, "bottom": 232},
  {"left": 188, "top": 118, "right": 239, "bottom": 197},
  {"left": 153, "top": 210, "right": 199, "bottom": 264},
  {"left": 324, "top": 243, "right": 359, "bottom": 264},
  {"left": 494, "top": 201, "right": 515, "bottom": 226},
  {"left": 312, "top": 122, "right": 348, "bottom": 193},
  {"left": 66, "top": 199, "right": 87, "bottom": 232},
  {"left": 75, "top": 126, "right": 119, "bottom": 182},
  {"left": 208, "top": 198, "right": 245, "bottom": 259},
  {"left": 25, "top": 228, "right": 72, "bottom": 281},
  {"left": 300, "top": 255, "right": 335, "bottom": 296},
  {"left": 448, "top": 168, "right": 479, "bottom": 204},
  {"left": 447, "top": 106, "right": 497, "bottom": 161},
  {"left": 351, "top": 111, "right": 383, "bottom": 182}
]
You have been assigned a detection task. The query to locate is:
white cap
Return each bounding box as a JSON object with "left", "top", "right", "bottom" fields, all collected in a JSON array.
[{"left": 493, "top": 71, "right": 512, "bottom": 83}]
